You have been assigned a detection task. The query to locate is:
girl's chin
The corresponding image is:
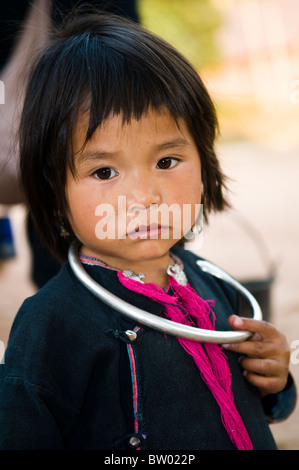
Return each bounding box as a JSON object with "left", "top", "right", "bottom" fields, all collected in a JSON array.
[{"left": 81, "top": 238, "right": 177, "bottom": 264}]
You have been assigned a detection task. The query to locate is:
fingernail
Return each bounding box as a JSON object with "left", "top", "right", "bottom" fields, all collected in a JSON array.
[{"left": 232, "top": 316, "right": 243, "bottom": 327}]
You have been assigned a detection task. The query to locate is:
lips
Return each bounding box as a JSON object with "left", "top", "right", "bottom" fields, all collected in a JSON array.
[{"left": 126, "top": 224, "right": 170, "bottom": 239}]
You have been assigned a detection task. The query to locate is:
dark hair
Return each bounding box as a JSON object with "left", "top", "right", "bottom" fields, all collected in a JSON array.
[{"left": 19, "top": 11, "right": 229, "bottom": 262}]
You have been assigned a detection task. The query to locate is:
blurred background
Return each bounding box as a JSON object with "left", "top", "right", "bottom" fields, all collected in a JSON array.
[{"left": 0, "top": 0, "right": 298, "bottom": 449}]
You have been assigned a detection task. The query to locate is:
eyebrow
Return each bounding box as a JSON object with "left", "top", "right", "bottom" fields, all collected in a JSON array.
[
  {"left": 76, "top": 150, "right": 116, "bottom": 165},
  {"left": 76, "top": 137, "right": 190, "bottom": 165},
  {"left": 154, "top": 137, "right": 190, "bottom": 151}
]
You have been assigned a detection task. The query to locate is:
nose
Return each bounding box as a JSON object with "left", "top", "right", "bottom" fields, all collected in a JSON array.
[{"left": 126, "top": 174, "right": 161, "bottom": 211}]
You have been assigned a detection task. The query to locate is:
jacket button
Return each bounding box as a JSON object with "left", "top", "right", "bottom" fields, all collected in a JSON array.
[
  {"left": 125, "top": 330, "right": 137, "bottom": 341},
  {"left": 128, "top": 436, "right": 141, "bottom": 448}
]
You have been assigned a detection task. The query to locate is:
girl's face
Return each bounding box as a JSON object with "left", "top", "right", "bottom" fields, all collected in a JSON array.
[{"left": 66, "top": 108, "right": 202, "bottom": 274}]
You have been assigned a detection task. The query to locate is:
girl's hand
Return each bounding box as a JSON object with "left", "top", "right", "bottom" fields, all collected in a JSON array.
[{"left": 222, "top": 315, "right": 290, "bottom": 397}]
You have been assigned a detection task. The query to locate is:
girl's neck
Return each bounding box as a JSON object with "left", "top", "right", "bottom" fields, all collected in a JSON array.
[{"left": 80, "top": 247, "right": 174, "bottom": 289}]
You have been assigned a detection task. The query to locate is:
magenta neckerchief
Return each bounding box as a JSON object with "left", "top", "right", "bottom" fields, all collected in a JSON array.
[{"left": 118, "top": 270, "right": 254, "bottom": 450}]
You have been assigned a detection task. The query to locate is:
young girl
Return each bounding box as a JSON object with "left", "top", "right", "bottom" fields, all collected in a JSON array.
[{"left": 0, "top": 12, "right": 296, "bottom": 450}]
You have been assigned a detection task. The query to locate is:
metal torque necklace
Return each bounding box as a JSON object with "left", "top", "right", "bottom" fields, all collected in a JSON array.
[{"left": 68, "top": 241, "right": 262, "bottom": 344}]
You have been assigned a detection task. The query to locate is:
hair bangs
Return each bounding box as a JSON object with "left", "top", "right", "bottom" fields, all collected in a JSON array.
[{"left": 74, "top": 34, "right": 190, "bottom": 149}]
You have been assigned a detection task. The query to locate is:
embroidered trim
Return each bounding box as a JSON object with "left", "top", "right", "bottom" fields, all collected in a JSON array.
[
  {"left": 79, "top": 253, "right": 183, "bottom": 270},
  {"left": 126, "top": 327, "right": 142, "bottom": 442},
  {"left": 79, "top": 254, "right": 118, "bottom": 271}
]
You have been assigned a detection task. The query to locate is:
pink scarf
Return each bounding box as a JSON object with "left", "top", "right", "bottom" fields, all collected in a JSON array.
[{"left": 118, "top": 271, "right": 253, "bottom": 450}]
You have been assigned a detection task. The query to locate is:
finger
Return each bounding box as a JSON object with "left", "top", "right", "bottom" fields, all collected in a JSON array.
[
  {"left": 242, "top": 370, "right": 284, "bottom": 395},
  {"left": 239, "top": 357, "right": 279, "bottom": 377},
  {"left": 222, "top": 340, "right": 277, "bottom": 358},
  {"left": 239, "top": 357, "right": 290, "bottom": 395},
  {"left": 227, "top": 315, "right": 281, "bottom": 341}
]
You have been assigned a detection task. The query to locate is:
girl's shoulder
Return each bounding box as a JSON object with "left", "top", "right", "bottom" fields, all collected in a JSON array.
[
  {"left": 9, "top": 262, "right": 115, "bottom": 343},
  {"left": 15, "top": 262, "right": 87, "bottom": 320}
]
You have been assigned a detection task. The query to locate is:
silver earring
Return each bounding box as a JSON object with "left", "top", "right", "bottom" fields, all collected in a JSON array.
[
  {"left": 183, "top": 205, "right": 204, "bottom": 249},
  {"left": 191, "top": 222, "right": 203, "bottom": 235},
  {"left": 191, "top": 204, "right": 203, "bottom": 235}
]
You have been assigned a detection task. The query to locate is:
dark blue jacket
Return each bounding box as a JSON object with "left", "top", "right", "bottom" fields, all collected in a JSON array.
[{"left": 0, "top": 247, "right": 296, "bottom": 449}]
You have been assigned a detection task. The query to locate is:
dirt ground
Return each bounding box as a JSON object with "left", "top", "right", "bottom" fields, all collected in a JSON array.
[{"left": 0, "top": 140, "right": 298, "bottom": 450}]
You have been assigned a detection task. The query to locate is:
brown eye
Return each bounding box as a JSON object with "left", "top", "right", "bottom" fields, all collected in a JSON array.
[
  {"left": 94, "top": 167, "right": 118, "bottom": 180},
  {"left": 157, "top": 157, "right": 178, "bottom": 169}
]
